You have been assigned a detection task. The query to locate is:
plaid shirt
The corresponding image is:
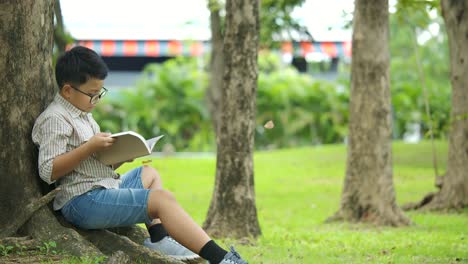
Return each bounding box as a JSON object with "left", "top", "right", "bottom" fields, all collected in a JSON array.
[{"left": 32, "top": 93, "right": 120, "bottom": 210}]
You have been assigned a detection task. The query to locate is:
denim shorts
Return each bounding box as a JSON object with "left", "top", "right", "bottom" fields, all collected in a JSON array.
[{"left": 61, "top": 166, "right": 153, "bottom": 229}]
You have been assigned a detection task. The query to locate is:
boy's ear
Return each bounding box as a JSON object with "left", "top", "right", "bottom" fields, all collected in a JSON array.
[{"left": 61, "top": 84, "right": 73, "bottom": 99}]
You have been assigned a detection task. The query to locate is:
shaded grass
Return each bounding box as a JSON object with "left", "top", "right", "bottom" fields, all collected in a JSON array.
[{"left": 116, "top": 141, "right": 465, "bottom": 263}]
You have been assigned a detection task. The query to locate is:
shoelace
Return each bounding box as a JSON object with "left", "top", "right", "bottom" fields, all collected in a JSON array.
[{"left": 225, "top": 246, "right": 248, "bottom": 264}]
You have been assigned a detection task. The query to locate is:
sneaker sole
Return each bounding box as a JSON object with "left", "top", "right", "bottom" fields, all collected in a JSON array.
[{"left": 169, "top": 254, "right": 202, "bottom": 261}]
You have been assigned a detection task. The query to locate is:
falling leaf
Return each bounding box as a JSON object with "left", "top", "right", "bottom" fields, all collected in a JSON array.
[{"left": 264, "top": 120, "right": 274, "bottom": 129}]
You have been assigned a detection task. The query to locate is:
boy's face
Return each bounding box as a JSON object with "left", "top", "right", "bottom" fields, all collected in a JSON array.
[{"left": 61, "top": 78, "right": 105, "bottom": 112}]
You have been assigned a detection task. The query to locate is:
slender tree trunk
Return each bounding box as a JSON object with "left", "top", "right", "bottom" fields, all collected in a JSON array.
[
  {"left": 203, "top": 0, "right": 261, "bottom": 238},
  {"left": 53, "top": 0, "right": 67, "bottom": 54},
  {"left": 423, "top": 0, "right": 468, "bottom": 210},
  {"left": 206, "top": 0, "right": 224, "bottom": 139},
  {"left": 327, "top": 0, "right": 411, "bottom": 226}
]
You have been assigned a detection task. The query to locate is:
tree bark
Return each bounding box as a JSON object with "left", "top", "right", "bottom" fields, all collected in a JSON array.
[
  {"left": 203, "top": 0, "right": 261, "bottom": 238},
  {"left": 0, "top": 189, "right": 59, "bottom": 238},
  {"left": 423, "top": 0, "right": 468, "bottom": 210},
  {"left": 327, "top": 0, "right": 411, "bottom": 226},
  {"left": 0, "top": 0, "right": 57, "bottom": 230},
  {"left": 206, "top": 0, "right": 224, "bottom": 139}
]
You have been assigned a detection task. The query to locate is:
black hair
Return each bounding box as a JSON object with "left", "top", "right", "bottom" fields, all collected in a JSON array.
[{"left": 55, "top": 46, "right": 109, "bottom": 89}]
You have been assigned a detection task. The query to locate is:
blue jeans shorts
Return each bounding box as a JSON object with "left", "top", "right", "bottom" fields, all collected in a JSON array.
[{"left": 61, "top": 166, "right": 153, "bottom": 229}]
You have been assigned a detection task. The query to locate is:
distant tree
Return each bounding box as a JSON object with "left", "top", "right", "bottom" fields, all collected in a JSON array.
[
  {"left": 206, "top": 0, "right": 224, "bottom": 139},
  {"left": 203, "top": 0, "right": 262, "bottom": 238},
  {"left": 54, "top": 0, "right": 67, "bottom": 54},
  {"left": 327, "top": 0, "right": 411, "bottom": 226}
]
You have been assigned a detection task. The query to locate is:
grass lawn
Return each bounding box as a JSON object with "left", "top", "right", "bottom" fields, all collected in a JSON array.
[{"left": 114, "top": 140, "right": 467, "bottom": 264}]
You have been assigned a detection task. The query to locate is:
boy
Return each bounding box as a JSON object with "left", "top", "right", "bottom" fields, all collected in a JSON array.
[{"left": 32, "top": 46, "right": 248, "bottom": 264}]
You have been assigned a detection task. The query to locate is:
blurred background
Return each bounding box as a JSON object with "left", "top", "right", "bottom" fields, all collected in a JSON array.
[{"left": 57, "top": 0, "right": 449, "bottom": 152}]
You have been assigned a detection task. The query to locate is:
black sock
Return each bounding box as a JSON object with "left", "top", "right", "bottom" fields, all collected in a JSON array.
[
  {"left": 148, "top": 224, "right": 168, "bottom": 243},
  {"left": 199, "top": 240, "right": 228, "bottom": 264}
]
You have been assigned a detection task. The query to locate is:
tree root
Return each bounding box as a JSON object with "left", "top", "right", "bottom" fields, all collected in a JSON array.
[
  {"left": 20, "top": 207, "right": 103, "bottom": 258},
  {"left": 107, "top": 225, "right": 148, "bottom": 245},
  {"left": 0, "top": 189, "right": 59, "bottom": 239},
  {"left": 401, "top": 192, "right": 436, "bottom": 211},
  {"left": 105, "top": 250, "right": 130, "bottom": 264},
  {"left": 12, "top": 206, "right": 204, "bottom": 263},
  {"left": 0, "top": 236, "right": 43, "bottom": 249},
  {"left": 326, "top": 206, "right": 412, "bottom": 227}
]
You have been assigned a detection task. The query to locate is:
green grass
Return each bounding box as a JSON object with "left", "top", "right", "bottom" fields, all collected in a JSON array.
[{"left": 115, "top": 140, "right": 468, "bottom": 264}]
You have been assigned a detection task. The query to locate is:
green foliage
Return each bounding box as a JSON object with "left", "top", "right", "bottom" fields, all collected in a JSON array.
[
  {"left": 259, "top": 0, "right": 308, "bottom": 47},
  {"left": 0, "top": 244, "right": 14, "bottom": 256},
  {"left": 390, "top": 5, "right": 451, "bottom": 139},
  {"left": 256, "top": 60, "right": 349, "bottom": 148},
  {"left": 115, "top": 141, "right": 466, "bottom": 264},
  {"left": 94, "top": 57, "right": 212, "bottom": 151},
  {"left": 37, "top": 241, "right": 58, "bottom": 255},
  {"left": 94, "top": 55, "right": 349, "bottom": 151}
]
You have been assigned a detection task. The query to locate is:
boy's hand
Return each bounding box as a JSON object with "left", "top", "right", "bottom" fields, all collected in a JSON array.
[{"left": 85, "top": 133, "right": 116, "bottom": 154}]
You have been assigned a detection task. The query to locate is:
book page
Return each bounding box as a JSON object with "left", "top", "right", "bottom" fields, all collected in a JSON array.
[{"left": 146, "top": 135, "right": 165, "bottom": 152}]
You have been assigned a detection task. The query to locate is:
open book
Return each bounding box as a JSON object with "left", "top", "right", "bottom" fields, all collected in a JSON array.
[{"left": 95, "top": 131, "right": 164, "bottom": 165}]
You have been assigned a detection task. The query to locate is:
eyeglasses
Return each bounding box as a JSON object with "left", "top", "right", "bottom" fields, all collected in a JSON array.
[{"left": 70, "top": 85, "right": 108, "bottom": 104}]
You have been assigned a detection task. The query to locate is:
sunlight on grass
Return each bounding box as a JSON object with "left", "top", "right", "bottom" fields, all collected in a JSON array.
[{"left": 117, "top": 141, "right": 467, "bottom": 264}]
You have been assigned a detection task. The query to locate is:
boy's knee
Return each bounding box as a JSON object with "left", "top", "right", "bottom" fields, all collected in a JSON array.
[
  {"left": 143, "top": 165, "right": 160, "bottom": 178},
  {"left": 141, "top": 165, "right": 162, "bottom": 188}
]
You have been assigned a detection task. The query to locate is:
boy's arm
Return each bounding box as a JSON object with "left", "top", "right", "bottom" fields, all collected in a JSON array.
[
  {"left": 51, "top": 142, "right": 93, "bottom": 181},
  {"left": 51, "top": 133, "right": 116, "bottom": 181}
]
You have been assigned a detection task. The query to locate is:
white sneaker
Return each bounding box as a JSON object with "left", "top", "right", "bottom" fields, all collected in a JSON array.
[
  {"left": 144, "top": 236, "right": 200, "bottom": 260},
  {"left": 218, "top": 246, "right": 248, "bottom": 264}
]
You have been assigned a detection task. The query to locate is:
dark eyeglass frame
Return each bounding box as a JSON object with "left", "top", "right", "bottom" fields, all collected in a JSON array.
[{"left": 70, "top": 85, "right": 108, "bottom": 104}]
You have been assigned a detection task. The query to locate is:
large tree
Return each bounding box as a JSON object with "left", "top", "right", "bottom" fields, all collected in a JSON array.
[
  {"left": 203, "top": 0, "right": 261, "bottom": 238},
  {"left": 0, "top": 1, "right": 196, "bottom": 263},
  {"left": 422, "top": 0, "right": 468, "bottom": 210},
  {"left": 327, "top": 0, "right": 411, "bottom": 226}
]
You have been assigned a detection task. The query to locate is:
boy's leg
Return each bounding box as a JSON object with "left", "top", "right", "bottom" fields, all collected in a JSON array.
[
  {"left": 140, "top": 166, "right": 190, "bottom": 245},
  {"left": 122, "top": 166, "right": 200, "bottom": 259},
  {"left": 124, "top": 166, "right": 247, "bottom": 263},
  {"left": 148, "top": 190, "right": 251, "bottom": 264},
  {"left": 140, "top": 165, "right": 163, "bottom": 227}
]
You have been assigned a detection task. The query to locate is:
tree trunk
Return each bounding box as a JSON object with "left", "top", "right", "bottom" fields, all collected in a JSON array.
[
  {"left": 423, "top": 0, "right": 468, "bottom": 210},
  {"left": 327, "top": 0, "right": 411, "bottom": 226},
  {"left": 203, "top": 0, "right": 261, "bottom": 238},
  {"left": 0, "top": 2, "right": 190, "bottom": 263},
  {"left": 206, "top": 0, "right": 224, "bottom": 139},
  {"left": 0, "top": 0, "right": 57, "bottom": 233}
]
